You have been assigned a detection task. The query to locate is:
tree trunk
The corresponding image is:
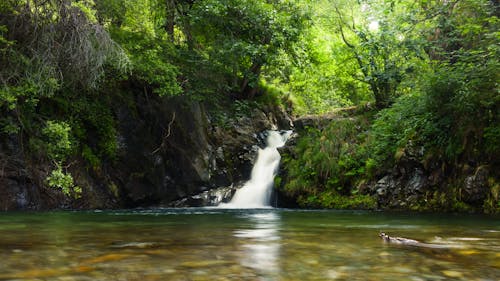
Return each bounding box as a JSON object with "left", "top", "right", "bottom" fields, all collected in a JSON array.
[
  {"left": 240, "top": 62, "right": 262, "bottom": 99},
  {"left": 165, "top": 0, "right": 176, "bottom": 39}
]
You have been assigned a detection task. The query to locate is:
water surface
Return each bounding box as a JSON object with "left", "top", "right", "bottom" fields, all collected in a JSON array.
[{"left": 0, "top": 209, "right": 498, "bottom": 280}]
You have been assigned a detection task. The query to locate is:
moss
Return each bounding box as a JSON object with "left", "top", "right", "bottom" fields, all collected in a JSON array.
[
  {"left": 298, "top": 191, "right": 376, "bottom": 209},
  {"left": 412, "top": 189, "right": 474, "bottom": 213},
  {"left": 108, "top": 181, "right": 120, "bottom": 198},
  {"left": 255, "top": 81, "right": 285, "bottom": 109},
  {"left": 483, "top": 178, "right": 500, "bottom": 214},
  {"left": 273, "top": 176, "right": 282, "bottom": 188}
]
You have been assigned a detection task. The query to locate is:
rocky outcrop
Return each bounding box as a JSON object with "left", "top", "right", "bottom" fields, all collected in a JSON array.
[
  {"left": 364, "top": 142, "right": 429, "bottom": 209},
  {"left": 463, "top": 165, "right": 489, "bottom": 204},
  {"left": 0, "top": 87, "right": 292, "bottom": 210},
  {"left": 364, "top": 144, "right": 495, "bottom": 212},
  {"left": 108, "top": 92, "right": 292, "bottom": 207},
  {"left": 279, "top": 107, "right": 498, "bottom": 213},
  {"left": 167, "top": 185, "right": 236, "bottom": 207},
  {"left": 0, "top": 133, "right": 62, "bottom": 210},
  {"left": 0, "top": 132, "right": 122, "bottom": 210}
]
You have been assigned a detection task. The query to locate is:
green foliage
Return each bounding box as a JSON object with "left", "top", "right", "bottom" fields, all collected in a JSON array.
[
  {"left": 0, "top": 116, "right": 20, "bottom": 135},
  {"left": 368, "top": 93, "right": 427, "bottom": 168},
  {"left": 0, "top": 0, "right": 127, "bottom": 100},
  {"left": 189, "top": 0, "right": 309, "bottom": 98},
  {"left": 0, "top": 0, "right": 498, "bottom": 212},
  {"left": 484, "top": 126, "right": 500, "bottom": 157},
  {"left": 110, "top": 28, "right": 181, "bottom": 97},
  {"left": 298, "top": 192, "right": 376, "bottom": 209},
  {"left": 0, "top": 25, "right": 11, "bottom": 50},
  {"left": 483, "top": 179, "right": 500, "bottom": 214},
  {"left": 281, "top": 115, "right": 374, "bottom": 208},
  {"left": 411, "top": 190, "right": 473, "bottom": 213},
  {"left": 233, "top": 100, "right": 256, "bottom": 118},
  {"left": 81, "top": 145, "right": 101, "bottom": 170},
  {"left": 46, "top": 166, "right": 82, "bottom": 199},
  {"left": 41, "top": 120, "right": 82, "bottom": 198},
  {"left": 271, "top": 1, "right": 371, "bottom": 114},
  {"left": 369, "top": 55, "right": 498, "bottom": 168},
  {"left": 42, "top": 121, "right": 73, "bottom": 162},
  {"left": 254, "top": 81, "right": 288, "bottom": 109},
  {"left": 71, "top": 97, "right": 119, "bottom": 161},
  {"left": 317, "top": 0, "right": 430, "bottom": 109},
  {"left": 367, "top": 0, "right": 499, "bottom": 168}
]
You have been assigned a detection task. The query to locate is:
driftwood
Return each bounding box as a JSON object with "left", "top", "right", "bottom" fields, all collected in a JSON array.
[{"left": 379, "top": 232, "right": 450, "bottom": 249}]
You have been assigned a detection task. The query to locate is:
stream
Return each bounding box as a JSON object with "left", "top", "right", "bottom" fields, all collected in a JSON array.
[{"left": 0, "top": 209, "right": 498, "bottom": 280}]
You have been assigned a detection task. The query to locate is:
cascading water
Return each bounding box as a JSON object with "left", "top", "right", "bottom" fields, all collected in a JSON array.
[{"left": 219, "top": 130, "right": 292, "bottom": 208}]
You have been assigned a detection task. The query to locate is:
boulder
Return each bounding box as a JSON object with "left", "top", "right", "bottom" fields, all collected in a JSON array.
[{"left": 168, "top": 185, "right": 237, "bottom": 207}]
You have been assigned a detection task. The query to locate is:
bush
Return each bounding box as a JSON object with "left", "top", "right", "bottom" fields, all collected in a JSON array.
[
  {"left": 368, "top": 53, "right": 499, "bottom": 170},
  {"left": 46, "top": 166, "right": 81, "bottom": 199},
  {"left": 280, "top": 115, "right": 373, "bottom": 208},
  {"left": 368, "top": 93, "right": 428, "bottom": 169},
  {"left": 42, "top": 120, "right": 73, "bottom": 162},
  {"left": 298, "top": 192, "right": 376, "bottom": 209}
]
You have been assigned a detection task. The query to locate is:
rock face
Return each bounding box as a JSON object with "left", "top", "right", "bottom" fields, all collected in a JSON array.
[
  {"left": 0, "top": 134, "right": 60, "bottom": 210},
  {"left": 463, "top": 165, "right": 489, "bottom": 204},
  {"left": 0, "top": 91, "right": 291, "bottom": 210},
  {"left": 110, "top": 94, "right": 290, "bottom": 207},
  {"left": 366, "top": 142, "right": 429, "bottom": 209},
  {"left": 111, "top": 95, "right": 215, "bottom": 206},
  {"left": 365, "top": 144, "right": 494, "bottom": 211}
]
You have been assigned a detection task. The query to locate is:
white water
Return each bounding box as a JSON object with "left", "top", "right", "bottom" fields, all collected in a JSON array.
[{"left": 219, "top": 130, "right": 292, "bottom": 208}]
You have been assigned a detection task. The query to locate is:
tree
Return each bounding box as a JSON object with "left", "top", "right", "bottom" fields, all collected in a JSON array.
[
  {"left": 188, "top": 0, "right": 309, "bottom": 99},
  {"left": 312, "top": 0, "right": 439, "bottom": 109},
  {"left": 369, "top": 0, "right": 499, "bottom": 164}
]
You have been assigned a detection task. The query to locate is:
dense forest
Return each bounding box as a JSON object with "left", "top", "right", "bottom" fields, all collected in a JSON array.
[{"left": 0, "top": 0, "right": 498, "bottom": 212}]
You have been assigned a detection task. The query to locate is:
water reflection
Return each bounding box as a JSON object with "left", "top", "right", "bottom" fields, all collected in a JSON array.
[
  {"left": 234, "top": 212, "right": 281, "bottom": 279},
  {"left": 0, "top": 210, "right": 499, "bottom": 280}
]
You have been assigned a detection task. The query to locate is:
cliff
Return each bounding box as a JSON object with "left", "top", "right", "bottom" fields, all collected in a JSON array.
[{"left": 0, "top": 91, "right": 292, "bottom": 210}]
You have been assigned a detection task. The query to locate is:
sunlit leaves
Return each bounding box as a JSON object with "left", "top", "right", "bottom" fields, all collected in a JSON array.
[{"left": 189, "top": 0, "right": 309, "bottom": 96}]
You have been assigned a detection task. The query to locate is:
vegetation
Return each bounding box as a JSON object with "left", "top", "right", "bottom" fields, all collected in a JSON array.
[
  {"left": 0, "top": 0, "right": 498, "bottom": 212},
  {"left": 280, "top": 115, "right": 376, "bottom": 209},
  {"left": 277, "top": 0, "right": 499, "bottom": 212}
]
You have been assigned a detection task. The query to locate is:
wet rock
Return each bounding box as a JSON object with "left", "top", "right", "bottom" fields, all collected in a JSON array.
[
  {"left": 168, "top": 185, "right": 237, "bottom": 207},
  {"left": 407, "top": 169, "right": 427, "bottom": 193},
  {"left": 370, "top": 164, "right": 432, "bottom": 210},
  {"left": 376, "top": 186, "right": 387, "bottom": 196},
  {"left": 374, "top": 176, "right": 393, "bottom": 197},
  {"left": 463, "top": 166, "right": 489, "bottom": 204}
]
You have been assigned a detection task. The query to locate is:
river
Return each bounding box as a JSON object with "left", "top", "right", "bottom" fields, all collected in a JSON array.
[{"left": 0, "top": 209, "right": 498, "bottom": 280}]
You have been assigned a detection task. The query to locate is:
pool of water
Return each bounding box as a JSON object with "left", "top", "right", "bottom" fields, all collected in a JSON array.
[{"left": 0, "top": 208, "right": 498, "bottom": 280}]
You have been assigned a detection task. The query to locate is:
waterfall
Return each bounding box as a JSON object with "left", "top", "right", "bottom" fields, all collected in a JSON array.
[{"left": 220, "top": 130, "right": 292, "bottom": 208}]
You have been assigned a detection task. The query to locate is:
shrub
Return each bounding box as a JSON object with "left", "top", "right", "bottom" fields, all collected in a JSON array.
[
  {"left": 42, "top": 120, "right": 73, "bottom": 162},
  {"left": 298, "top": 192, "right": 376, "bottom": 209},
  {"left": 280, "top": 115, "right": 373, "bottom": 208},
  {"left": 46, "top": 166, "right": 81, "bottom": 199}
]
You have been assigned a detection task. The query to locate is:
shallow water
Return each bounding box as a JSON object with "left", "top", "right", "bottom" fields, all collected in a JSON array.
[{"left": 0, "top": 209, "right": 498, "bottom": 281}]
